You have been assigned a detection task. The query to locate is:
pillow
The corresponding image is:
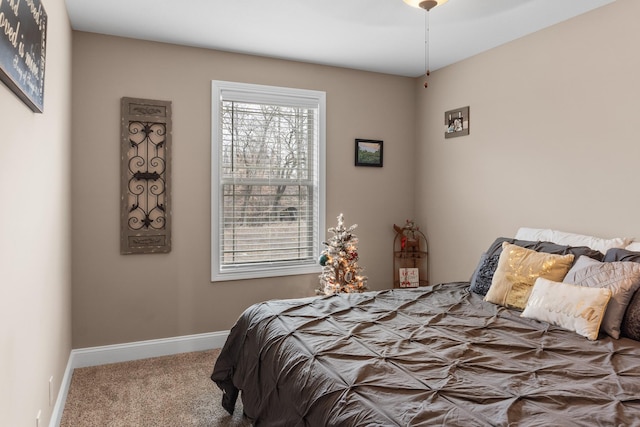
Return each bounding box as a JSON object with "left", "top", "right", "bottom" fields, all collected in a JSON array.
[
  {"left": 514, "top": 228, "right": 554, "bottom": 243},
  {"left": 621, "top": 290, "right": 640, "bottom": 341},
  {"left": 625, "top": 242, "right": 640, "bottom": 252},
  {"left": 530, "top": 241, "right": 604, "bottom": 262},
  {"left": 521, "top": 278, "right": 611, "bottom": 340},
  {"left": 601, "top": 249, "right": 640, "bottom": 341},
  {"left": 604, "top": 248, "right": 640, "bottom": 263},
  {"left": 563, "top": 256, "right": 640, "bottom": 339},
  {"left": 469, "top": 253, "right": 501, "bottom": 295},
  {"left": 515, "top": 227, "right": 630, "bottom": 254},
  {"left": 470, "top": 237, "right": 519, "bottom": 296},
  {"left": 469, "top": 237, "right": 603, "bottom": 296},
  {"left": 484, "top": 242, "right": 574, "bottom": 309}
]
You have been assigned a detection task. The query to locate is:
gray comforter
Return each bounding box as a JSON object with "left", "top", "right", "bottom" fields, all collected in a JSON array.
[{"left": 211, "top": 282, "right": 640, "bottom": 426}]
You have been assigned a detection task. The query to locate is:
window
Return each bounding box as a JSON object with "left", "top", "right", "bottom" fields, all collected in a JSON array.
[{"left": 211, "top": 81, "right": 326, "bottom": 281}]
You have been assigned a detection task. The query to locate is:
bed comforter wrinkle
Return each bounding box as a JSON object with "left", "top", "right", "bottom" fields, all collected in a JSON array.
[{"left": 211, "top": 282, "right": 640, "bottom": 426}]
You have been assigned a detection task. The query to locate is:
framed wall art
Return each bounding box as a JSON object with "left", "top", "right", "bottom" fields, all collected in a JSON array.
[
  {"left": 121, "top": 97, "right": 172, "bottom": 254},
  {"left": 444, "top": 106, "right": 469, "bottom": 139},
  {"left": 355, "top": 139, "right": 383, "bottom": 167},
  {"left": 0, "top": 0, "right": 47, "bottom": 112}
]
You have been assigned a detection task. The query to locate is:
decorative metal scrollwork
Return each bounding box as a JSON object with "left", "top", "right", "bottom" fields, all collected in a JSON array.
[
  {"left": 127, "top": 121, "right": 167, "bottom": 231},
  {"left": 121, "top": 98, "right": 172, "bottom": 254}
]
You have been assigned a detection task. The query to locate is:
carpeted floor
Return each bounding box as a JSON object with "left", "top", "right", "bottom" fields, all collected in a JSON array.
[{"left": 60, "top": 349, "right": 251, "bottom": 426}]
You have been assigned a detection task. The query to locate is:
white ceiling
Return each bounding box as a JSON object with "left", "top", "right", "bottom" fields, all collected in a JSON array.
[{"left": 64, "top": 0, "right": 615, "bottom": 78}]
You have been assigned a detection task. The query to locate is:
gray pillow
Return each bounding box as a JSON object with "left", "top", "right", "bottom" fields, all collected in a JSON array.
[
  {"left": 604, "top": 248, "right": 640, "bottom": 263},
  {"left": 469, "top": 253, "right": 500, "bottom": 295},
  {"left": 602, "top": 248, "right": 640, "bottom": 341},
  {"left": 622, "top": 291, "right": 640, "bottom": 341},
  {"left": 563, "top": 256, "right": 640, "bottom": 339}
]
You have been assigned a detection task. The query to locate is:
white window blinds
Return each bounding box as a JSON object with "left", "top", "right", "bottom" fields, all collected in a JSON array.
[{"left": 211, "top": 81, "right": 326, "bottom": 281}]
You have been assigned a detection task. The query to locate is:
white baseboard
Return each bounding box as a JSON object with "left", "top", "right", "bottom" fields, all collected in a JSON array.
[
  {"left": 49, "top": 353, "right": 75, "bottom": 427},
  {"left": 49, "top": 330, "right": 229, "bottom": 427},
  {"left": 70, "top": 330, "right": 230, "bottom": 368}
]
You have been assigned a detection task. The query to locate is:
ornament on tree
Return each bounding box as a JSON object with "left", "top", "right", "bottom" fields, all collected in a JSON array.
[{"left": 317, "top": 213, "right": 368, "bottom": 295}]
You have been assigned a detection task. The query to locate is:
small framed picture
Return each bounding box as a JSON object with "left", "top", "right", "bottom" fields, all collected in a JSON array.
[
  {"left": 444, "top": 106, "right": 470, "bottom": 139},
  {"left": 355, "top": 139, "right": 383, "bottom": 167}
]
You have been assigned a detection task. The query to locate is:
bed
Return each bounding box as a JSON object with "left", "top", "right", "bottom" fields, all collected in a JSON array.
[{"left": 211, "top": 231, "right": 640, "bottom": 426}]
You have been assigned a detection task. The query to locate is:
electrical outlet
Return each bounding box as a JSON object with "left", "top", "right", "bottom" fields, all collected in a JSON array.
[
  {"left": 36, "top": 410, "right": 41, "bottom": 427},
  {"left": 49, "top": 376, "right": 54, "bottom": 406}
]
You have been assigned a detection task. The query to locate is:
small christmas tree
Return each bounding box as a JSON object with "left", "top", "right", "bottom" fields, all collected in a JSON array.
[{"left": 317, "top": 213, "right": 368, "bottom": 295}]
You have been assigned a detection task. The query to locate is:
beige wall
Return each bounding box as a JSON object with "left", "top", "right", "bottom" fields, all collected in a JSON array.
[
  {"left": 416, "top": 0, "right": 639, "bottom": 284},
  {"left": 71, "top": 33, "right": 417, "bottom": 348},
  {"left": 0, "top": 0, "right": 72, "bottom": 426},
  {"left": 71, "top": 0, "right": 637, "bottom": 349}
]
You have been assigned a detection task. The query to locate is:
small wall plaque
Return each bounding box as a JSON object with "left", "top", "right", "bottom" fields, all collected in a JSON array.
[
  {"left": 0, "top": 0, "right": 47, "bottom": 112},
  {"left": 444, "top": 106, "right": 469, "bottom": 139}
]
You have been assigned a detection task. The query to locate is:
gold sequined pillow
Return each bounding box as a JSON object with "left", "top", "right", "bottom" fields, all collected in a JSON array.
[
  {"left": 484, "top": 242, "right": 574, "bottom": 309},
  {"left": 521, "top": 278, "right": 611, "bottom": 340}
]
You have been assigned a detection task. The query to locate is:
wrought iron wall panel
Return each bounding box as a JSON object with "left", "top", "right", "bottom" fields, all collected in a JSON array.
[{"left": 121, "top": 97, "right": 172, "bottom": 254}]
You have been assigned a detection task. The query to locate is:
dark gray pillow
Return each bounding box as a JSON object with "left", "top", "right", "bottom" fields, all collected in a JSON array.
[
  {"left": 469, "top": 253, "right": 500, "bottom": 295},
  {"left": 604, "top": 248, "right": 640, "bottom": 263},
  {"left": 622, "top": 290, "right": 640, "bottom": 341},
  {"left": 532, "top": 241, "right": 605, "bottom": 261},
  {"left": 469, "top": 237, "right": 604, "bottom": 296}
]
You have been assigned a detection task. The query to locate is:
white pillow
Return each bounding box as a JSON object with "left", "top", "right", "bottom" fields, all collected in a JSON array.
[
  {"left": 625, "top": 242, "right": 640, "bottom": 252},
  {"left": 514, "top": 227, "right": 554, "bottom": 242},
  {"left": 515, "top": 227, "right": 630, "bottom": 254},
  {"left": 522, "top": 277, "right": 611, "bottom": 340}
]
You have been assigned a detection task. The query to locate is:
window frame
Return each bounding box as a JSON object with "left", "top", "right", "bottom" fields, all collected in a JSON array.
[{"left": 211, "top": 80, "right": 326, "bottom": 282}]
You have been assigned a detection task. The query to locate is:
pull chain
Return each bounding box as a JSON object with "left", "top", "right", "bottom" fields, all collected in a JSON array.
[{"left": 424, "top": 10, "right": 430, "bottom": 88}]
